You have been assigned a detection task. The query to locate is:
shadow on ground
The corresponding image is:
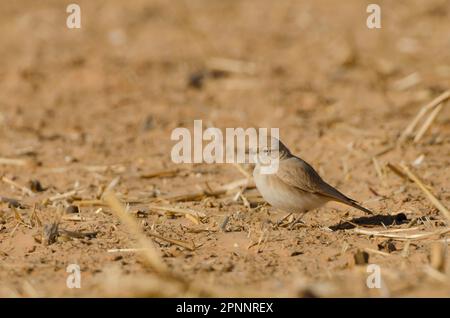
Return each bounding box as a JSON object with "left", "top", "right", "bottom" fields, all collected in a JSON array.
[{"left": 329, "top": 213, "right": 408, "bottom": 231}]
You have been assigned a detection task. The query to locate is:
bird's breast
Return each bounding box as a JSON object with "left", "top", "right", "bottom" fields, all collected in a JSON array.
[{"left": 253, "top": 166, "right": 328, "bottom": 213}]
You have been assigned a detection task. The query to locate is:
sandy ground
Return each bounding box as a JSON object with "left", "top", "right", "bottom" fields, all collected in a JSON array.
[{"left": 0, "top": 0, "right": 449, "bottom": 297}]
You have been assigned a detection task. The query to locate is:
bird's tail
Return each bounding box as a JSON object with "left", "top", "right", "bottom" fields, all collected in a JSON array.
[
  {"left": 319, "top": 182, "right": 374, "bottom": 215},
  {"left": 345, "top": 199, "right": 373, "bottom": 215}
]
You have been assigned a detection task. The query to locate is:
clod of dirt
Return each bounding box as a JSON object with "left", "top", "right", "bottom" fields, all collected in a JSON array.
[
  {"left": 354, "top": 250, "right": 369, "bottom": 265},
  {"left": 42, "top": 222, "right": 59, "bottom": 245},
  {"left": 29, "top": 179, "right": 46, "bottom": 192},
  {"left": 187, "top": 70, "right": 206, "bottom": 89},
  {"left": 410, "top": 215, "right": 440, "bottom": 227},
  {"left": 111, "top": 255, "right": 123, "bottom": 261},
  {"left": 298, "top": 289, "right": 319, "bottom": 298},
  {"left": 290, "top": 251, "right": 303, "bottom": 257},
  {"left": 0, "top": 196, "right": 25, "bottom": 209},
  {"left": 187, "top": 69, "right": 228, "bottom": 89},
  {"left": 142, "top": 115, "right": 155, "bottom": 131},
  {"left": 209, "top": 69, "right": 227, "bottom": 79},
  {"left": 59, "top": 229, "right": 98, "bottom": 239},
  {"left": 378, "top": 240, "right": 397, "bottom": 253},
  {"left": 135, "top": 209, "right": 148, "bottom": 218},
  {"left": 219, "top": 215, "right": 230, "bottom": 232},
  {"left": 164, "top": 245, "right": 182, "bottom": 258},
  {"left": 429, "top": 242, "right": 447, "bottom": 272},
  {"left": 66, "top": 205, "right": 79, "bottom": 214}
]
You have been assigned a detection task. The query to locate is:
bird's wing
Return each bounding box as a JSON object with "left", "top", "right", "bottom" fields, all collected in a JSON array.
[
  {"left": 275, "top": 157, "right": 326, "bottom": 194},
  {"left": 276, "top": 157, "right": 373, "bottom": 214}
]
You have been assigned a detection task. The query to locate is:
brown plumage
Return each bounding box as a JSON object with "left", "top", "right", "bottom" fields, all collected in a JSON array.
[{"left": 253, "top": 138, "right": 373, "bottom": 215}]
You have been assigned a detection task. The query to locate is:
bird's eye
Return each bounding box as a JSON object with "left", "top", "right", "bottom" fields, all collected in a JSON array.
[{"left": 263, "top": 147, "right": 270, "bottom": 153}]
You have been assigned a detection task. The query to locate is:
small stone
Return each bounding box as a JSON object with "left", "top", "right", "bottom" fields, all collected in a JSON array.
[
  {"left": 188, "top": 71, "right": 205, "bottom": 89},
  {"left": 29, "top": 180, "right": 45, "bottom": 192},
  {"left": 291, "top": 251, "right": 303, "bottom": 257},
  {"left": 378, "top": 240, "right": 397, "bottom": 253},
  {"left": 112, "top": 255, "right": 123, "bottom": 261},
  {"left": 354, "top": 250, "right": 369, "bottom": 265},
  {"left": 66, "top": 205, "right": 79, "bottom": 214}
]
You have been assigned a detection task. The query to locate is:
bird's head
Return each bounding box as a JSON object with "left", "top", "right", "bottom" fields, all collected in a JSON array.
[
  {"left": 249, "top": 137, "right": 290, "bottom": 174},
  {"left": 249, "top": 137, "right": 290, "bottom": 159}
]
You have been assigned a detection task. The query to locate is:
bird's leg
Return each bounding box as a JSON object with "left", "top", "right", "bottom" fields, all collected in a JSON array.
[
  {"left": 274, "top": 212, "right": 292, "bottom": 228},
  {"left": 288, "top": 213, "right": 307, "bottom": 230}
]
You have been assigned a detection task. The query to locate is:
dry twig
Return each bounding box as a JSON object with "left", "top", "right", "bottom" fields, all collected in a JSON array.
[
  {"left": 399, "top": 164, "right": 450, "bottom": 223},
  {"left": 0, "top": 158, "right": 28, "bottom": 166},
  {"left": 103, "top": 192, "right": 168, "bottom": 274},
  {"left": 398, "top": 91, "right": 449, "bottom": 143},
  {"left": 1, "top": 176, "right": 34, "bottom": 197},
  {"left": 352, "top": 227, "right": 450, "bottom": 241},
  {"left": 414, "top": 102, "right": 444, "bottom": 143}
]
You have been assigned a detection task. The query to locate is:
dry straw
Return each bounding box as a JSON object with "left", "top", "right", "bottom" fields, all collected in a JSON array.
[
  {"left": 398, "top": 90, "right": 449, "bottom": 143},
  {"left": 353, "top": 227, "right": 450, "bottom": 241},
  {"left": 0, "top": 157, "right": 28, "bottom": 166},
  {"left": 103, "top": 191, "right": 168, "bottom": 274},
  {"left": 162, "top": 177, "right": 255, "bottom": 202},
  {"left": 399, "top": 164, "right": 450, "bottom": 223},
  {"left": 1, "top": 176, "right": 35, "bottom": 197}
]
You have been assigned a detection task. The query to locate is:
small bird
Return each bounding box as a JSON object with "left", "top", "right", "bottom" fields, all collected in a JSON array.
[{"left": 252, "top": 138, "right": 373, "bottom": 215}]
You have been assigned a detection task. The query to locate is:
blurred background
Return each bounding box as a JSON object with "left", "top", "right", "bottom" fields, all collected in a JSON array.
[{"left": 0, "top": 0, "right": 449, "bottom": 297}]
